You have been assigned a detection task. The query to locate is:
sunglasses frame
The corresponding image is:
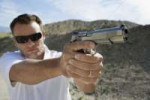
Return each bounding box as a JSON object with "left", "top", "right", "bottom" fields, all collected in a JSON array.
[{"left": 14, "top": 32, "right": 42, "bottom": 43}]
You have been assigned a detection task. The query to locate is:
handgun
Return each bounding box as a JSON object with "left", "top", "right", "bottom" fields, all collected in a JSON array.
[
  {"left": 71, "top": 25, "right": 128, "bottom": 44},
  {"left": 70, "top": 25, "right": 128, "bottom": 95},
  {"left": 71, "top": 25, "right": 128, "bottom": 54}
]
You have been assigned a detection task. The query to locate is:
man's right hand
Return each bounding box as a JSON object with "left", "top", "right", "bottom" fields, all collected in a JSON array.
[{"left": 59, "top": 41, "right": 103, "bottom": 93}]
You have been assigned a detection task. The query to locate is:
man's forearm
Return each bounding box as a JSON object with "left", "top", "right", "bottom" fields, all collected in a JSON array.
[{"left": 10, "top": 57, "right": 62, "bottom": 85}]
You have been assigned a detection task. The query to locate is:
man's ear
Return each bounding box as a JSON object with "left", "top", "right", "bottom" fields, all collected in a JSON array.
[
  {"left": 40, "top": 25, "right": 46, "bottom": 40},
  {"left": 42, "top": 30, "right": 46, "bottom": 40}
]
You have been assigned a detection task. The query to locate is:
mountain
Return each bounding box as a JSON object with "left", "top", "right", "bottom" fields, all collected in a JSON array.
[
  {"left": 0, "top": 26, "right": 10, "bottom": 32},
  {"left": 0, "top": 20, "right": 149, "bottom": 100},
  {"left": 43, "top": 19, "right": 138, "bottom": 35}
]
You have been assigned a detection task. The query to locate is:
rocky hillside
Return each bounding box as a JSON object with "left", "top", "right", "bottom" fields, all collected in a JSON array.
[
  {"left": 0, "top": 20, "right": 150, "bottom": 100},
  {"left": 43, "top": 19, "right": 138, "bottom": 35}
]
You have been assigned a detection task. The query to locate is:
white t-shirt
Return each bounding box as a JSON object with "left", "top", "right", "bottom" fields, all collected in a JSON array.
[{"left": 0, "top": 46, "right": 71, "bottom": 100}]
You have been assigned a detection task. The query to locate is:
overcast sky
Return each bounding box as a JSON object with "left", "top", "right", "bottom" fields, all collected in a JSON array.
[{"left": 0, "top": 0, "right": 150, "bottom": 27}]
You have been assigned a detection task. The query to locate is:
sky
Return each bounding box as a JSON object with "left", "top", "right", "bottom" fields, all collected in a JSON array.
[{"left": 0, "top": 0, "right": 150, "bottom": 27}]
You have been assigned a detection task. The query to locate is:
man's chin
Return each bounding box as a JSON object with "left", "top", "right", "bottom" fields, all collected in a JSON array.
[
  {"left": 22, "top": 49, "right": 44, "bottom": 59},
  {"left": 26, "top": 55, "right": 38, "bottom": 59},
  {"left": 25, "top": 52, "right": 39, "bottom": 59},
  {"left": 26, "top": 52, "right": 44, "bottom": 59}
]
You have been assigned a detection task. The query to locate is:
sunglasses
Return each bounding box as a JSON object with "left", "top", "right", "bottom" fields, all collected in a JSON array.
[{"left": 14, "top": 32, "right": 42, "bottom": 43}]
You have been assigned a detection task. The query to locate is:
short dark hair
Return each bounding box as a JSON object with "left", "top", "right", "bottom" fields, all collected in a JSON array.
[{"left": 10, "top": 14, "right": 42, "bottom": 33}]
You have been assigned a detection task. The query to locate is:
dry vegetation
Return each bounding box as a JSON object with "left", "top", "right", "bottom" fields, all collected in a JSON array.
[{"left": 0, "top": 32, "right": 11, "bottom": 38}]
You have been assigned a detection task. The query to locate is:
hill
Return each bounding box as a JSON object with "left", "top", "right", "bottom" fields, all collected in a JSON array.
[
  {"left": 43, "top": 19, "right": 138, "bottom": 35},
  {"left": 0, "top": 20, "right": 149, "bottom": 100}
]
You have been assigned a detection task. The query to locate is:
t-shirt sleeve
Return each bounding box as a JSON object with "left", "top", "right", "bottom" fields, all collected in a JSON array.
[
  {"left": 55, "top": 51, "right": 62, "bottom": 58},
  {"left": 0, "top": 52, "right": 23, "bottom": 88}
]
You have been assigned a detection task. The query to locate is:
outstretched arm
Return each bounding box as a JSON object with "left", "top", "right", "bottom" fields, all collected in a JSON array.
[{"left": 10, "top": 57, "right": 62, "bottom": 84}]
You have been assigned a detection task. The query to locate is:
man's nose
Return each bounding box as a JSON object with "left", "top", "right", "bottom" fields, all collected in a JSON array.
[{"left": 26, "top": 39, "right": 35, "bottom": 47}]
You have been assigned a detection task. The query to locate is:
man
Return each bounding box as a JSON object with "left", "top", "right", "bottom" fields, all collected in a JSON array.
[{"left": 0, "top": 14, "right": 103, "bottom": 100}]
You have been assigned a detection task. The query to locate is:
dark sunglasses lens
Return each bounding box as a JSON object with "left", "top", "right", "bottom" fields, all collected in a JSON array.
[
  {"left": 15, "top": 33, "right": 42, "bottom": 43},
  {"left": 15, "top": 36, "right": 28, "bottom": 43},
  {"left": 30, "top": 33, "right": 42, "bottom": 41}
]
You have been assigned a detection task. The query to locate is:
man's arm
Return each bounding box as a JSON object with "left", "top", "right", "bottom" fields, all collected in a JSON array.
[
  {"left": 10, "top": 41, "right": 103, "bottom": 94},
  {"left": 10, "top": 57, "right": 62, "bottom": 85}
]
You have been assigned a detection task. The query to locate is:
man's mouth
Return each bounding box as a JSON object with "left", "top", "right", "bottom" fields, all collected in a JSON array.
[{"left": 27, "top": 48, "right": 37, "bottom": 53}]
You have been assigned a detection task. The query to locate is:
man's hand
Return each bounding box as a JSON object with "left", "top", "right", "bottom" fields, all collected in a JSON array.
[{"left": 59, "top": 41, "right": 103, "bottom": 93}]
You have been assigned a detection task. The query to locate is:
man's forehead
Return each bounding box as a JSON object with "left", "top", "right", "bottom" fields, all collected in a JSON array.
[{"left": 13, "top": 21, "right": 41, "bottom": 35}]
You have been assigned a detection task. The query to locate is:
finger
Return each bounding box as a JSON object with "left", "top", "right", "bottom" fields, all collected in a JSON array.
[
  {"left": 75, "top": 53, "right": 103, "bottom": 64},
  {"left": 74, "top": 78, "right": 97, "bottom": 85},
  {"left": 66, "top": 41, "right": 96, "bottom": 51},
  {"left": 68, "top": 70, "right": 98, "bottom": 83},
  {"left": 69, "top": 59, "right": 102, "bottom": 70},
  {"left": 68, "top": 61, "right": 102, "bottom": 77},
  {"left": 88, "top": 62, "right": 103, "bottom": 78},
  {"left": 67, "top": 64, "right": 90, "bottom": 77},
  {"left": 89, "top": 70, "right": 102, "bottom": 77}
]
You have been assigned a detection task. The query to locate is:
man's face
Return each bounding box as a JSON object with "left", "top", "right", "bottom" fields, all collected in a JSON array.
[{"left": 13, "top": 21, "right": 46, "bottom": 59}]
